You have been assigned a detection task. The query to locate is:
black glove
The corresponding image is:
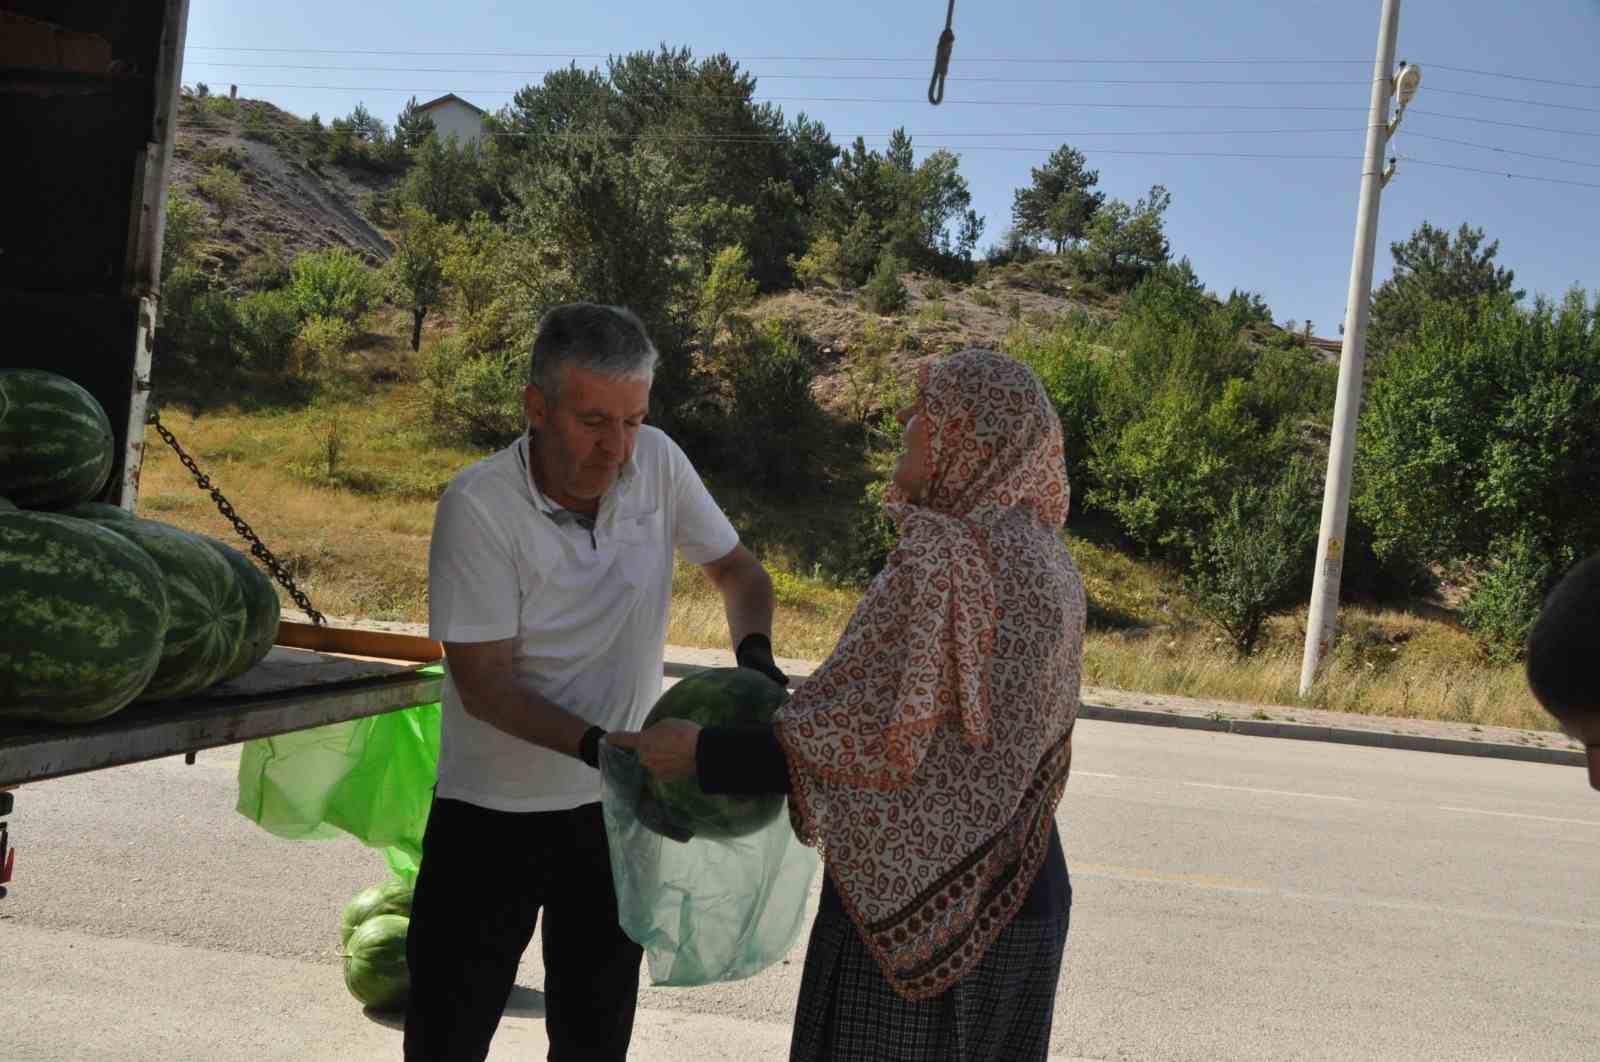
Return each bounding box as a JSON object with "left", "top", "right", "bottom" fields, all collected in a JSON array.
[
  {"left": 578, "top": 725, "right": 606, "bottom": 769},
  {"left": 735, "top": 632, "right": 788, "bottom": 688}
]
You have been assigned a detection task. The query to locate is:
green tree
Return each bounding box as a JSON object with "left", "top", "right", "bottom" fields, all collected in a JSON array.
[
  {"left": 393, "top": 96, "right": 437, "bottom": 151},
  {"left": 402, "top": 133, "right": 483, "bottom": 222},
  {"left": 1184, "top": 461, "right": 1320, "bottom": 656},
  {"left": 1369, "top": 222, "right": 1522, "bottom": 355},
  {"left": 1011, "top": 144, "right": 1105, "bottom": 253},
  {"left": 388, "top": 207, "right": 454, "bottom": 352},
  {"left": 348, "top": 102, "right": 387, "bottom": 144},
  {"left": 1084, "top": 185, "right": 1171, "bottom": 289},
  {"left": 697, "top": 244, "right": 758, "bottom": 351},
  {"left": 511, "top": 139, "right": 688, "bottom": 415},
  {"left": 160, "top": 189, "right": 212, "bottom": 287},
  {"left": 443, "top": 212, "right": 507, "bottom": 322},
  {"left": 287, "top": 248, "right": 378, "bottom": 324},
  {"left": 861, "top": 253, "right": 909, "bottom": 315},
  {"left": 304, "top": 112, "right": 328, "bottom": 168},
  {"left": 1354, "top": 291, "right": 1600, "bottom": 657}
]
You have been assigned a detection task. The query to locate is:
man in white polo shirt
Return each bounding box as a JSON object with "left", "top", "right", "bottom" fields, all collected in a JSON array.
[{"left": 404, "top": 303, "right": 787, "bottom": 1062}]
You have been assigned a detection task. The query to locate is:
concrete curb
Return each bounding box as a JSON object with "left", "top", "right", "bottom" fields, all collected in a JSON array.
[
  {"left": 662, "top": 647, "right": 1585, "bottom": 771},
  {"left": 1074, "top": 703, "right": 1585, "bottom": 768}
]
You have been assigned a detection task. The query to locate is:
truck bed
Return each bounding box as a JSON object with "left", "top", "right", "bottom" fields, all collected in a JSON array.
[{"left": 0, "top": 647, "right": 443, "bottom": 787}]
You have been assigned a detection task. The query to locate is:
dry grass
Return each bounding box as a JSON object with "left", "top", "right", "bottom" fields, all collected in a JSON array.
[
  {"left": 140, "top": 388, "right": 478, "bottom": 623},
  {"left": 136, "top": 365, "right": 1558, "bottom": 734},
  {"left": 1083, "top": 614, "right": 1557, "bottom": 732}
]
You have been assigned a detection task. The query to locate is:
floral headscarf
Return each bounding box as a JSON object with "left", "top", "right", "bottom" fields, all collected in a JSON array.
[{"left": 774, "top": 349, "right": 1086, "bottom": 1000}]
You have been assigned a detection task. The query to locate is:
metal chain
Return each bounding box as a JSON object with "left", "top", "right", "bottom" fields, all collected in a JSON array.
[{"left": 146, "top": 409, "right": 326, "bottom": 626}]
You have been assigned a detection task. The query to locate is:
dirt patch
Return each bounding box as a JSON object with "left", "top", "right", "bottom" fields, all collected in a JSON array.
[{"left": 170, "top": 96, "right": 397, "bottom": 282}]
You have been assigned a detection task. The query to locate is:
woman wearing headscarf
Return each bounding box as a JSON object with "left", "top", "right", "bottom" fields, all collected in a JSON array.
[{"left": 610, "top": 348, "right": 1086, "bottom": 1061}]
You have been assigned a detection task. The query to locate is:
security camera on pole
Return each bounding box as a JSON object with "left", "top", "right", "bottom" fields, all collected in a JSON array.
[{"left": 1298, "top": 0, "right": 1421, "bottom": 698}]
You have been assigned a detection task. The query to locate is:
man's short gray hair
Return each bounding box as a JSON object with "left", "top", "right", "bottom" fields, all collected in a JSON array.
[{"left": 528, "top": 303, "right": 658, "bottom": 403}]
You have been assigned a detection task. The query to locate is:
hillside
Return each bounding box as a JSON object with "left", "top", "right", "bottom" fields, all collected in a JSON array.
[{"left": 169, "top": 94, "right": 396, "bottom": 284}]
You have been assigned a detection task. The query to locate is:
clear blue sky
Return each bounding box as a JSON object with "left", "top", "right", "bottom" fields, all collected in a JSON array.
[{"left": 182, "top": 1, "right": 1600, "bottom": 337}]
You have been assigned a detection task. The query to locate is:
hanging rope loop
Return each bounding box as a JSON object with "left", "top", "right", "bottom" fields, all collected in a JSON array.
[{"left": 928, "top": 0, "right": 956, "bottom": 105}]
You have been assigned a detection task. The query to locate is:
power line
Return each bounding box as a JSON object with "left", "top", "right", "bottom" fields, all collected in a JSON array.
[
  {"left": 1428, "top": 62, "right": 1600, "bottom": 92},
  {"left": 216, "top": 83, "right": 1371, "bottom": 112},
  {"left": 185, "top": 44, "right": 1373, "bottom": 65},
  {"left": 1429, "top": 86, "right": 1600, "bottom": 115},
  {"left": 471, "top": 125, "right": 1362, "bottom": 141},
  {"left": 1406, "top": 131, "right": 1600, "bottom": 170},
  {"left": 182, "top": 62, "right": 1363, "bottom": 87},
  {"left": 1401, "top": 155, "right": 1600, "bottom": 190},
  {"left": 1411, "top": 108, "right": 1600, "bottom": 139}
]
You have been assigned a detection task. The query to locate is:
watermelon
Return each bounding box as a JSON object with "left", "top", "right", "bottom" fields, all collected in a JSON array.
[
  {"left": 0, "top": 369, "right": 115, "bottom": 510},
  {"left": 0, "top": 497, "right": 15, "bottom": 511},
  {"left": 83, "top": 516, "right": 249, "bottom": 701},
  {"left": 641, "top": 667, "right": 790, "bottom": 840},
  {"left": 0, "top": 511, "right": 169, "bottom": 724},
  {"left": 60, "top": 501, "right": 134, "bottom": 522},
  {"left": 340, "top": 880, "right": 413, "bottom": 948},
  {"left": 342, "top": 913, "right": 411, "bottom": 1010},
  {"left": 199, "top": 535, "right": 281, "bottom": 682}
]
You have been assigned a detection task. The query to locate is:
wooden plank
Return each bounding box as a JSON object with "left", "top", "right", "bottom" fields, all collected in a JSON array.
[{"left": 274, "top": 620, "right": 443, "bottom": 664}]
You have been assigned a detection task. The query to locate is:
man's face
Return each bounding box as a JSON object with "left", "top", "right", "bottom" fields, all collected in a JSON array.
[{"left": 524, "top": 366, "right": 650, "bottom": 511}]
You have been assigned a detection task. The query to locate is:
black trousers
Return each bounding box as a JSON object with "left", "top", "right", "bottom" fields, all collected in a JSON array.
[{"left": 402, "top": 797, "right": 642, "bottom": 1062}]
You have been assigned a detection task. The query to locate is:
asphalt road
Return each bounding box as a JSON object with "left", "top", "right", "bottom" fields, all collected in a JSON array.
[{"left": 4, "top": 718, "right": 1597, "bottom": 1061}]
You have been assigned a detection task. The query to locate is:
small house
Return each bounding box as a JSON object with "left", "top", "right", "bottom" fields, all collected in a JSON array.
[{"left": 415, "top": 93, "right": 485, "bottom": 147}]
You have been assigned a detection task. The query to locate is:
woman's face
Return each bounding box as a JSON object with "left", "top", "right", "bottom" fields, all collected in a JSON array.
[{"left": 892, "top": 401, "right": 931, "bottom": 502}]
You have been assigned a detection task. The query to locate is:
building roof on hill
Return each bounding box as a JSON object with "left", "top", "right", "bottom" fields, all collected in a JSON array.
[{"left": 415, "top": 93, "right": 485, "bottom": 115}]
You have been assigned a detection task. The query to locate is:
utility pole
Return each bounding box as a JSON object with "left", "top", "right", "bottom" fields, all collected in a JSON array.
[{"left": 1298, "top": 0, "right": 1421, "bottom": 697}]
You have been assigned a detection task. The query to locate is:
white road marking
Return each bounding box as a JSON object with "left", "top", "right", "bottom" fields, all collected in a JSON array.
[
  {"left": 1182, "top": 781, "right": 1357, "bottom": 802},
  {"left": 1438, "top": 805, "right": 1600, "bottom": 827}
]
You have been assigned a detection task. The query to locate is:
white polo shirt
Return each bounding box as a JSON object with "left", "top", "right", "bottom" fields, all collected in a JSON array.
[{"left": 427, "top": 426, "right": 739, "bottom": 812}]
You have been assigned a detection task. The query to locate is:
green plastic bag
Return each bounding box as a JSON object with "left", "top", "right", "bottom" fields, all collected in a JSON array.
[
  {"left": 600, "top": 741, "right": 820, "bottom": 987},
  {"left": 235, "top": 666, "right": 442, "bottom": 884}
]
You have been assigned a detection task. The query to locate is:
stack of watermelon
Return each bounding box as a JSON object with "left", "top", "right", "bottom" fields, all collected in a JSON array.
[
  {"left": 339, "top": 879, "right": 413, "bottom": 1011},
  {"left": 0, "top": 369, "right": 281, "bottom": 727}
]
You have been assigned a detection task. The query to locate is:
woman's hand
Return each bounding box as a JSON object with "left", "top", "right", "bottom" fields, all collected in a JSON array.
[{"left": 607, "top": 720, "right": 702, "bottom": 782}]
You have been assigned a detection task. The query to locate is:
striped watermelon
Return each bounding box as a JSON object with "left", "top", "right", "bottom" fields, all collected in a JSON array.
[
  {"left": 200, "top": 535, "right": 281, "bottom": 682},
  {"left": 85, "top": 517, "right": 249, "bottom": 701},
  {"left": 61, "top": 501, "right": 134, "bottom": 522},
  {"left": 0, "top": 511, "right": 170, "bottom": 724},
  {"left": 0, "top": 370, "right": 115, "bottom": 510}
]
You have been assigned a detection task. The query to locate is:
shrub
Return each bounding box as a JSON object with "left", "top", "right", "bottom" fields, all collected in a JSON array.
[
  {"left": 718, "top": 319, "right": 822, "bottom": 483},
  {"left": 235, "top": 289, "right": 303, "bottom": 372},
  {"left": 789, "top": 235, "right": 842, "bottom": 291},
  {"left": 1459, "top": 532, "right": 1559, "bottom": 664},
  {"left": 860, "top": 253, "right": 909, "bottom": 315},
  {"left": 697, "top": 245, "right": 758, "bottom": 351},
  {"left": 161, "top": 190, "right": 212, "bottom": 286},
  {"left": 421, "top": 337, "right": 526, "bottom": 447},
  {"left": 292, "top": 314, "right": 356, "bottom": 378},
  {"left": 241, "top": 107, "right": 274, "bottom": 142},
  {"left": 239, "top": 236, "right": 290, "bottom": 291},
  {"left": 287, "top": 248, "right": 378, "bottom": 324},
  {"left": 1183, "top": 461, "right": 1320, "bottom": 656},
  {"left": 1005, "top": 324, "right": 1106, "bottom": 498},
  {"left": 194, "top": 163, "right": 244, "bottom": 223}
]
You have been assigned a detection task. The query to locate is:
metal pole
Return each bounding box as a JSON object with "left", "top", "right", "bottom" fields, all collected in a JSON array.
[{"left": 1299, "top": 0, "right": 1402, "bottom": 698}]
